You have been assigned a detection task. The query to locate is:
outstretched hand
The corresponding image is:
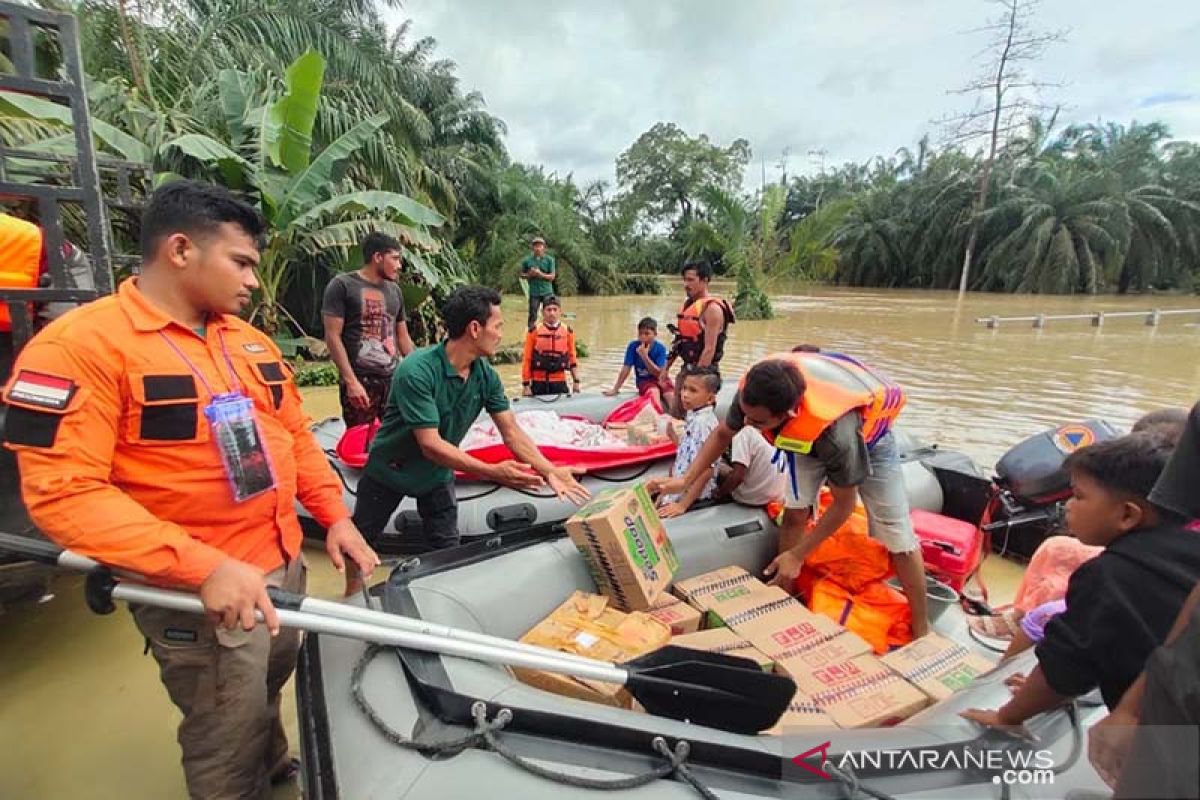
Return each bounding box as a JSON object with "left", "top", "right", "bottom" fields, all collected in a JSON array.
[
  {"left": 547, "top": 466, "right": 590, "bottom": 504},
  {"left": 763, "top": 549, "right": 804, "bottom": 590}
]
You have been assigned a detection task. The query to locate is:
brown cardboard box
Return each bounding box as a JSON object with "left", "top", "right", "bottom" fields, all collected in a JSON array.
[
  {"left": 565, "top": 485, "right": 679, "bottom": 611},
  {"left": 673, "top": 566, "right": 765, "bottom": 611},
  {"left": 512, "top": 592, "right": 672, "bottom": 708},
  {"left": 648, "top": 596, "right": 703, "bottom": 635},
  {"left": 704, "top": 584, "right": 795, "bottom": 630},
  {"left": 772, "top": 631, "right": 876, "bottom": 673},
  {"left": 671, "top": 627, "right": 775, "bottom": 672},
  {"left": 714, "top": 588, "right": 875, "bottom": 668},
  {"left": 762, "top": 687, "right": 836, "bottom": 735},
  {"left": 880, "top": 633, "right": 997, "bottom": 701},
  {"left": 791, "top": 653, "right": 930, "bottom": 728}
]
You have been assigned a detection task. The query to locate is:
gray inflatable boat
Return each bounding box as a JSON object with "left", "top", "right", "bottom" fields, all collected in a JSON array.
[
  {"left": 299, "top": 390, "right": 948, "bottom": 554},
  {"left": 295, "top": 500, "right": 1109, "bottom": 798}
]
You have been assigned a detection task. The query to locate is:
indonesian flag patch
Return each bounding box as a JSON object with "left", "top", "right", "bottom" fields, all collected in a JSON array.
[{"left": 7, "top": 370, "right": 77, "bottom": 411}]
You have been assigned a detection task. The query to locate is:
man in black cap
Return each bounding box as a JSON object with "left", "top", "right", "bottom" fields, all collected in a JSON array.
[
  {"left": 520, "top": 236, "right": 556, "bottom": 330},
  {"left": 1088, "top": 400, "right": 1200, "bottom": 799}
]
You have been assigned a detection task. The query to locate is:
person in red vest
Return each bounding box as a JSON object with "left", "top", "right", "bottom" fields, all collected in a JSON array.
[
  {"left": 521, "top": 295, "right": 579, "bottom": 396},
  {"left": 662, "top": 262, "right": 733, "bottom": 412},
  {"left": 650, "top": 348, "right": 930, "bottom": 637}
]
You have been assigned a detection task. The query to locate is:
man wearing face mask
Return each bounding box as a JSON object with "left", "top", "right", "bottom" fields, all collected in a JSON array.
[
  {"left": 1, "top": 179, "right": 379, "bottom": 797},
  {"left": 346, "top": 285, "right": 590, "bottom": 594}
]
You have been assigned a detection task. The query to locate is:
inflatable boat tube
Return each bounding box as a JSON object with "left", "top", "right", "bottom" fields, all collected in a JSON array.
[
  {"left": 294, "top": 503, "right": 1108, "bottom": 800},
  {"left": 299, "top": 391, "right": 945, "bottom": 552}
]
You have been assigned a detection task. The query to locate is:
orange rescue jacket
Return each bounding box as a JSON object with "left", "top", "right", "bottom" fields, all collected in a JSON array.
[
  {"left": 740, "top": 351, "right": 906, "bottom": 455},
  {"left": 522, "top": 322, "right": 576, "bottom": 384},
  {"left": 1, "top": 278, "right": 350, "bottom": 586},
  {"left": 673, "top": 295, "right": 734, "bottom": 366},
  {"left": 0, "top": 214, "right": 45, "bottom": 333}
]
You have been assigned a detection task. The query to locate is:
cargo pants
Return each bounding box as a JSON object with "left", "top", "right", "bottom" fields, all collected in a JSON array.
[{"left": 132, "top": 557, "right": 305, "bottom": 800}]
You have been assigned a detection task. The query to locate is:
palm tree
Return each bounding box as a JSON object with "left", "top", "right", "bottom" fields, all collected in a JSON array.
[{"left": 830, "top": 189, "right": 910, "bottom": 287}]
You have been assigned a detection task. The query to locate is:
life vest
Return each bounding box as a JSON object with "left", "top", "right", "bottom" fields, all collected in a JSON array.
[
  {"left": 673, "top": 295, "right": 734, "bottom": 366},
  {"left": 740, "top": 351, "right": 905, "bottom": 455},
  {"left": 529, "top": 322, "right": 573, "bottom": 378},
  {"left": 0, "top": 214, "right": 44, "bottom": 334}
]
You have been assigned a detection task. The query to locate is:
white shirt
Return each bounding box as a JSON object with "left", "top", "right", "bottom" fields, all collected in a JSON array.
[{"left": 730, "top": 427, "right": 786, "bottom": 506}]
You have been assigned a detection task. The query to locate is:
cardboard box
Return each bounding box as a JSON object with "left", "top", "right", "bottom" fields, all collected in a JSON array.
[
  {"left": 672, "top": 566, "right": 770, "bottom": 620},
  {"left": 704, "top": 584, "right": 795, "bottom": 630},
  {"left": 763, "top": 687, "right": 836, "bottom": 735},
  {"left": 565, "top": 485, "right": 679, "bottom": 611},
  {"left": 791, "top": 653, "right": 930, "bottom": 729},
  {"left": 880, "top": 633, "right": 996, "bottom": 701},
  {"left": 648, "top": 596, "right": 703, "bottom": 635},
  {"left": 773, "top": 631, "right": 876, "bottom": 673},
  {"left": 513, "top": 592, "right": 672, "bottom": 708},
  {"left": 671, "top": 627, "right": 775, "bottom": 672}
]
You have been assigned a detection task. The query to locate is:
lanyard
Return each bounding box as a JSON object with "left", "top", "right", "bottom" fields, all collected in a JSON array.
[{"left": 157, "top": 328, "right": 244, "bottom": 396}]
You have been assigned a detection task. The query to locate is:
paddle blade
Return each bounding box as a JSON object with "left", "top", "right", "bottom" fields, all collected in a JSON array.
[{"left": 624, "top": 645, "right": 796, "bottom": 734}]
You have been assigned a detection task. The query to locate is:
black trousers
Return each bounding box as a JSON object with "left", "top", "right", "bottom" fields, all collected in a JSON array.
[
  {"left": 530, "top": 380, "right": 569, "bottom": 396},
  {"left": 527, "top": 294, "right": 546, "bottom": 330},
  {"left": 351, "top": 473, "right": 460, "bottom": 551}
]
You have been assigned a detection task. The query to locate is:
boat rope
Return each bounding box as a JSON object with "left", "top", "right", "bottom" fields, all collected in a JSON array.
[
  {"left": 823, "top": 760, "right": 899, "bottom": 800},
  {"left": 351, "top": 643, "right": 721, "bottom": 798}
]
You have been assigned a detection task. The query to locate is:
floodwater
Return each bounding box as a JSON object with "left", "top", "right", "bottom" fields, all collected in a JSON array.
[
  {"left": 496, "top": 280, "right": 1200, "bottom": 468},
  {"left": 3, "top": 282, "right": 1197, "bottom": 798}
]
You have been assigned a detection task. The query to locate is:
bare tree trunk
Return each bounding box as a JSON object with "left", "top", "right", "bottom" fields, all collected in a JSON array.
[{"left": 116, "top": 0, "right": 155, "bottom": 107}]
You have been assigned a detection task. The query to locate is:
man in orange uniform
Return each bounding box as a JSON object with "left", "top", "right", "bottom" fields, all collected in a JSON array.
[
  {"left": 521, "top": 295, "right": 579, "bottom": 396},
  {"left": 662, "top": 261, "right": 733, "bottom": 415},
  {"left": 2, "top": 180, "right": 379, "bottom": 798}
]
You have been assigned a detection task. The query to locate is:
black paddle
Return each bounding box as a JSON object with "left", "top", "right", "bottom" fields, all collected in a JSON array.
[{"left": 0, "top": 532, "right": 796, "bottom": 734}]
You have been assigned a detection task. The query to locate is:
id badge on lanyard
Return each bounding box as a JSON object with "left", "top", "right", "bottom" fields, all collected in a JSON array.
[
  {"left": 160, "top": 330, "right": 278, "bottom": 503},
  {"left": 205, "top": 392, "right": 277, "bottom": 502}
]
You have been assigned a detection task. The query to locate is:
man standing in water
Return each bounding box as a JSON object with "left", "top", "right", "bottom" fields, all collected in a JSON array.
[
  {"left": 323, "top": 232, "right": 415, "bottom": 427},
  {"left": 347, "top": 285, "right": 590, "bottom": 594},
  {"left": 520, "top": 235, "right": 556, "bottom": 330},
  {"left": 662, "top": 262, "right": 734, "bottom": 414},
  {"left": 2, "top": 180, "right": 379, "bottom": 796},
  {"left": 650, "top": 349, "right": 930, "bottom": 637}
]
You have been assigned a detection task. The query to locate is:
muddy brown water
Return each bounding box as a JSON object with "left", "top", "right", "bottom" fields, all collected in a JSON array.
[{"left": 2, "top": 282, "right": 1196, "bottom": 798}]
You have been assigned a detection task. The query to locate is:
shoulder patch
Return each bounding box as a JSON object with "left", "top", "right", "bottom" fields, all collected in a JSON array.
[
  {"left": 7, "top": 370, "right": 77, "bottom": 411},
  {"left": 242, "top": 342, "right": 268, "bottom": 354}
]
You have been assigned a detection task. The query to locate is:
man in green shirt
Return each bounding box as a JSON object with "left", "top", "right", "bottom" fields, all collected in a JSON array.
[
  {"left": 346, "top": 285, "right": 589, "bottom": 594},
  {"left": 520, "top": 235, "right": 556, "bottom": 330}
]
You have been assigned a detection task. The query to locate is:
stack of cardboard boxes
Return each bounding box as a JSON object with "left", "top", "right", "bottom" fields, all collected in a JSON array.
[{"left": 512, "top": 485, "right": 996, "bottom": 732}]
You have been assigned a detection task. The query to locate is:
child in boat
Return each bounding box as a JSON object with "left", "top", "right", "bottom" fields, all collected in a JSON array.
[
  {"left": 713, "top": 426, "right": 786, "bottom": 509},
  {"left": 968, "top": 407, "right": 1191, "bottom": 657},
  {"left": 656, "top": 366, "right": 720, "bottom": 518},
  {"left": 962, "top": 432, "right": 1200, "bottom": 730},
  {"left": 604, "top": 317, "right": 674, "bottom": 409}
]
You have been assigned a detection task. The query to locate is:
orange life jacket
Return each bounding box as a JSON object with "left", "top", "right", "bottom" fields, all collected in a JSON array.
[
  {"left": 739, "top": 351, "right": 906, "bottom": 456},
  {"left": 673, "top": 295, "right": 734, "bottom": 366},
  {"left": 528, "top": 321, "right": 573, "bottom": 379},
  {"left": 0, "top": 214, "right": 44, "bottom": 334}
]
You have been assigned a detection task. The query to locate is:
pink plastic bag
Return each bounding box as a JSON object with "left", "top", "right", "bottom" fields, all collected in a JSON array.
[{"left": 1012, "top": 536, "right": 1102, "bottom": 612}]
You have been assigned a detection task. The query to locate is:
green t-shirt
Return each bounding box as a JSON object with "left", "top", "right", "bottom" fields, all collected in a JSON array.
[
  {"left": 520, "top": 254, "right": 556, "bottom": 297},
  {"left": 364, "top": 341, "right": 510, "bottom": 495}
]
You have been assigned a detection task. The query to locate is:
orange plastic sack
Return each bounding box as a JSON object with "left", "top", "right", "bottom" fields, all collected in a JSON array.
[
  {"left": 796, "top": 500, "right": 893, "bottom": 595},
  {"left": 809, "top": 577, "right": 913, "bottom": 654}
]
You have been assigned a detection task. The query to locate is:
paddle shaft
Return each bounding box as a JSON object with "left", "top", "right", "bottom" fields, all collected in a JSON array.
[
  {"left": 110, "top": 580, "right": 629, "bottom": 685},
  {"left": 0, "top": 531, "right": 603, "bottom": 671}
]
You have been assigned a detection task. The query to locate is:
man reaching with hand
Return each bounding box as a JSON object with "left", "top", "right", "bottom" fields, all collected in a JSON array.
[
  {"left": 2, "top": 180, "right": 380, "bottom": 797},
  {"left": 348, "top": 285, "right": 590, "bottom": 594},
  {"left": 649, "top": 348, "right": 930, "bottom": 637}
]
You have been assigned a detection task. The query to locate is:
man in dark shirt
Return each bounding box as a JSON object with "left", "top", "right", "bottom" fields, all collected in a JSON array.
[
  {"left": 322, "top": 232, "right": 415, "bottom": 427},
  {"left": 962, "top": 433, "right": 1200, "bottom": 730},
  {"left": 520, "top": 236, "right": 556, "bottom": 330}
]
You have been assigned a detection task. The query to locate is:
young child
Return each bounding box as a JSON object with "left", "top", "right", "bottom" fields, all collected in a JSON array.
[
  {"left": 522, "top": 295, "right": 579, "bottom": 397},
  {"left": 713, "top": 426, "right": 785, "bottom": 508},
  {"left": 962, "top": 432, "right": 1200, "bottom": 730},
  {"left": 657, "top": 367, "right": 720, "bottom": 518},
  {"left": 604, "top": 317, "right": 674, "bottom": 409}
]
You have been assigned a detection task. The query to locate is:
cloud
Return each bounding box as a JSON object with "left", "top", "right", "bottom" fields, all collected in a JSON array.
[{"left": 395, "top": 0, "right": 1200, "bottom": 187}]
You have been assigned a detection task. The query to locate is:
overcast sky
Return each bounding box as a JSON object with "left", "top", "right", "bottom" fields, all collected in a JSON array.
[{"left": 395, "top": 0, "right": 1200, "bottom": 187}]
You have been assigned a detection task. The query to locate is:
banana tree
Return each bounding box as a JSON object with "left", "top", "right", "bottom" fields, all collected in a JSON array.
[{"left": 1, "top": 49, "right": 444, "bottom": 336}]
